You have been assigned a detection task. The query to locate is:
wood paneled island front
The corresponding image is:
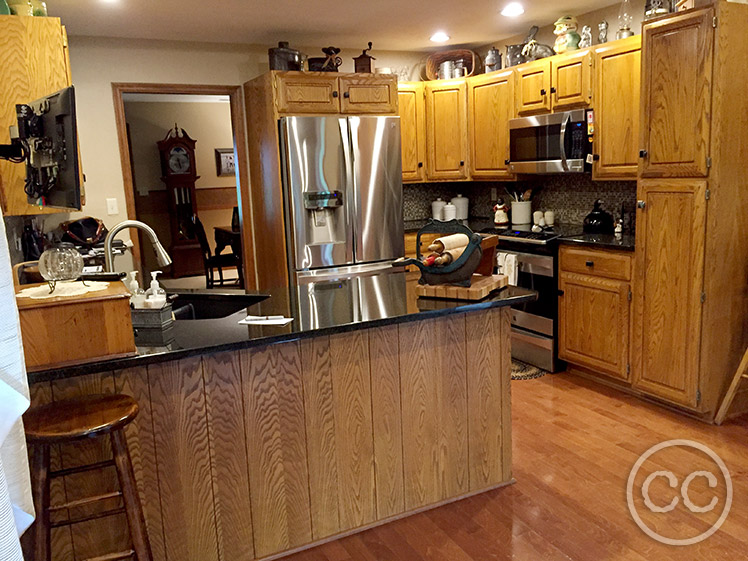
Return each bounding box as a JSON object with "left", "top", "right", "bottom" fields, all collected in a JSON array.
[{"left": 26, "top": 275, "right": 534, "bottom": 561}]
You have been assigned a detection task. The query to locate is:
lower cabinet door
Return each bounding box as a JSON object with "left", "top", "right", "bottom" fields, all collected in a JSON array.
[{"left": 559, "top": 272, "right": 631, "bottom": 380}]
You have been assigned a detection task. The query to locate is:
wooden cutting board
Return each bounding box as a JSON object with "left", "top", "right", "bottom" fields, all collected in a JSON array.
[{"left": 415, "top": 274, "right": 508, "bottom": 301}]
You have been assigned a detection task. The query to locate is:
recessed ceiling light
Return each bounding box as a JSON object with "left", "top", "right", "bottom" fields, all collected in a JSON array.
[
  {"left": 430, "top": 31, "right": 450, "bottom": 43},
  {"left": 501, "top": 2, "right": 525, "bottom": 17}
]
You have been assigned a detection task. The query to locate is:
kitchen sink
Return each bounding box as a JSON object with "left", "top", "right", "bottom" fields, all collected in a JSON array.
[{"left": 167, "top": 290, "right": 269, "bottom": 320}]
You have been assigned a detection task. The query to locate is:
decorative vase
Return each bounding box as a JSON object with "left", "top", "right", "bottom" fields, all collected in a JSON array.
[
  {"left": 38, "top": 242, "right": 84, "bottom": 289},
  {"left": 0, "top": 0, "right": 11, "bottom": 16},
  {"left": 7, "top": 0, "right": 32, "bottom": 16},
  {"left": 30, "top": 0, "right": 47, "bottom": 16}
]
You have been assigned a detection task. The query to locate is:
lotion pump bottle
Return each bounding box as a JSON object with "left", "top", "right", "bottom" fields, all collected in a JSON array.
[
  {"left": 145, "top": 271, "right": 167, "bottom": 308},
  {"left": 127, "top": 271, "right": 146, "bottom": 308}
]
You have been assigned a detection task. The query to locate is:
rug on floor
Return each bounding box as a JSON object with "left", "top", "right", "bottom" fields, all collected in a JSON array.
[{"left": 511, "top": 359, "right": 546, "bottom": 380}]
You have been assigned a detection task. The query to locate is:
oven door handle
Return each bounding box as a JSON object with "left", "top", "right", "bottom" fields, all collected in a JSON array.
[{"left": 559, "top": 112, "right": 570, "bottom": 172}]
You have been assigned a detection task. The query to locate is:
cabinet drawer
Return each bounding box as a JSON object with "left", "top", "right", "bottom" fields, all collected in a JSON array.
[{"left": 559, "top": 246, "right": 631, "bottom": 281}]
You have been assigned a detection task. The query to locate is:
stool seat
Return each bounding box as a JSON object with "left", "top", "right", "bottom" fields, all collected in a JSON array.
[{"left": 25, "top": 394, "right": 139, "bottom": 443}]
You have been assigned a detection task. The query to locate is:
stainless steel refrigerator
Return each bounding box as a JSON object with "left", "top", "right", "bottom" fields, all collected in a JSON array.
[{"left": 279, "top": 115, "right": 404, "bottom": 283}]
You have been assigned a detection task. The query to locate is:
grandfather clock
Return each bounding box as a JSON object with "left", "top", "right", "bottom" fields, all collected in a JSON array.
[{"left": 157, "top": 125, "right": 203, "bottom": 277}]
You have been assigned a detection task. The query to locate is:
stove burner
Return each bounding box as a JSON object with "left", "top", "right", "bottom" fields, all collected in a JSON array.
[{"left": 496, "top": 229, "right": 561, "bottom": 245}]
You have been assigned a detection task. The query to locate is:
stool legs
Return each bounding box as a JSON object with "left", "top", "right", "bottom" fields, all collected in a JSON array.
[
  {"left": 30, "top": 444, "right": 51, "bottom": 561},
  {"left": 111, "top": 429, "right": 153, "bottom": 561}
]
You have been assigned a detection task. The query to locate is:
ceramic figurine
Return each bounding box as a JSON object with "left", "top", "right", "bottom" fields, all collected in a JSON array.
[
  {"left": 553, "top": 16, "right": 581, "bottom": 54},
  {"left": 493, "top": 199, "right": 510, "bottom": 227},
  {"left": 579, "top": 25, "right": 592, "bottom": 48},
  {"left": 598, "top": 20, "right": 609, "bottom": 44}
]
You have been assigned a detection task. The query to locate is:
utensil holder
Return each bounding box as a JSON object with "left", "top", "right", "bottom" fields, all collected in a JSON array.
[{"left": 511, "top": 201, "right": 532, "bottom": 225}]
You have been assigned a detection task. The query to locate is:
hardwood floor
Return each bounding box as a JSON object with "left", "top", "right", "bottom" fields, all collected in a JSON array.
[{"left": 283, "top": 372, "right": 748, "bottom": 561}]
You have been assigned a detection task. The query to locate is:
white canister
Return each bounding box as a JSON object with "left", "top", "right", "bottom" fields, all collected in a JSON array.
[
  {"left": 450, "top": 194, "right": 469, "bottom": 220},
  {"left": 544, "top": 210, "right": 555, "bottom": 226},
  {"left": 431, "top": 198, "right": 446, "bottom": 220},
  {"left": 511, "top": 201, "right": 532, "bottom": 225},
  {"left": 533, "top": 210, "right": 544, "bottom": 225},
  {"left": 442, "top": 203, "right": 457, "bottom": 221}
]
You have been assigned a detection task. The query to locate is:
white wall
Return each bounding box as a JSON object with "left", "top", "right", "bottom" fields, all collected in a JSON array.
[{"left": 55, "top": 36, "right": 424, "bottom": 270}]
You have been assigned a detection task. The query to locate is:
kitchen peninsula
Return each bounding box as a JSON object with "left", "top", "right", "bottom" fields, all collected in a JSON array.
[{"left": 27, "top": 272, "right": 534, "bottom": 561}]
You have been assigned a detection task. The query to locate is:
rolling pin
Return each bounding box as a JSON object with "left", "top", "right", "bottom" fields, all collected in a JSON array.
[{"left": 427, "top": 233, "right": 469, "bottom": 254}]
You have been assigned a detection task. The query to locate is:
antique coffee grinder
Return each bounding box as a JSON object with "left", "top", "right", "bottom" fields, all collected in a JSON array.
[{"left": 354, "top": 42, "right": 375, "bottom": 73}]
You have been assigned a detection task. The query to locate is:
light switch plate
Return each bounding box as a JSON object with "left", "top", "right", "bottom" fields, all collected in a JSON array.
[
  {"left": 106, "top": 198, "right": 119, "bottom": 215},
  {"left": 490, "top": 187, "right": 497, "bottom": 201}
]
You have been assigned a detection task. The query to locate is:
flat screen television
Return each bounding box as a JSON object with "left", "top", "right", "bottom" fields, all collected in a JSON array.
[{"left": 4, "top": 85, "right": 82, "bottom": 210}]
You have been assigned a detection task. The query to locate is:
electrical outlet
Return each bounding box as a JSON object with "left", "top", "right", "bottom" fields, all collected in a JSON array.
[
  {"left": 490, "top": 187, "right": 497, "bottom": 201},
  {"left": 106, "top": 197, "right": 119, "bottom": 215}
]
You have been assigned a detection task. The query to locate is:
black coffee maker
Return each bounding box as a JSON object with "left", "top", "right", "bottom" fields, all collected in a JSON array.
[{"left": 583, "top": 199, "right": 615, "bottom": 234}]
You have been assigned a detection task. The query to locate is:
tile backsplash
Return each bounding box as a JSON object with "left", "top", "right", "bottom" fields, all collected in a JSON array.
[{"left": 404, "top": 175, "right": 637, "bottom": 231}]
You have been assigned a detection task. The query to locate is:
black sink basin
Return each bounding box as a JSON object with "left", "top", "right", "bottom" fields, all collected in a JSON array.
[{"left": 167, "top": 290, "right": 269, "bottom": 320}]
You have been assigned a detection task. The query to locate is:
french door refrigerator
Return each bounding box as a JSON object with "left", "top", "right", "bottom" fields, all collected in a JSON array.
[{"left": 280, "top": 115, "right": 404, "bottom": 283}]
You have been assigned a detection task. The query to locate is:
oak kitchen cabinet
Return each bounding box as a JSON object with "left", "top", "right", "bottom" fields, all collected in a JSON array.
[
  {"left": 638, "top": 8, "right": 713, "bottom": 177},
  {"left": 424, "top": 80, "right": 469, "bottom": 180},
  {"left": 515, "top": 49, "right": 592, "bottom": 116},
  {"left": 275, "top": 72, "right": 398, "bottom": 115},
  {"left": 558, "top": 246, "right": 632, "bottom": 381},
  {"left": 0, "top": 15, "right": 74, "bottom": 216},
  {"left": 592, "top": 35, "right": 641, "bottom": 180},
  {"left": 631, "top": 2, "right": 748, "bottom": 419},
  {"left": 467, "top": 69, "right": 515, "bottom": 180},
  {"left": 398, "top": 82, "right": 426, "bottom": 182}
]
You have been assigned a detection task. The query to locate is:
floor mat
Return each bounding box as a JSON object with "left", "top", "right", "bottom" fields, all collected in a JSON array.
[{"left": 511, "top": 359, "right": 547, "bottom": 380}]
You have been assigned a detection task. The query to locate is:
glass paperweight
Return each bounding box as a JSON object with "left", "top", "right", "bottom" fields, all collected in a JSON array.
[{"left": 38, "top": 242, "right": 84, "bottom": 293}]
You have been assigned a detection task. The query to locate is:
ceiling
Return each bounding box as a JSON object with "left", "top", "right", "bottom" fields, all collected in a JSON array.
[{"left": 51, "top": 0, "right": 608, "bottom": 51}]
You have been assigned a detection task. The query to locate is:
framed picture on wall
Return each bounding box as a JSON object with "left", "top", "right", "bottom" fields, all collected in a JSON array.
[{"left": 215, "top": 148, "right": 235, "bottom": 177}]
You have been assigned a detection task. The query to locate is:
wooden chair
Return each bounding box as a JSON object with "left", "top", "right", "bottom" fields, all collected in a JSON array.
[
  {"left": 715, "top": 347, "right": 748, "bottom": 424},
  {"left": 24, "top": 394, "right": 153, "bottom": 561},
  {"left": 192, "top": 215, "right": 241, "bottom": 289},
  {"left": 12, "top": 260, "right": 42, "bottom": 285}
]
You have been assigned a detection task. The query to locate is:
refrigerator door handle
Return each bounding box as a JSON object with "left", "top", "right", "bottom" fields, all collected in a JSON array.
[{"left": 340, "top": 116, "right": 358, "bottom": 261}]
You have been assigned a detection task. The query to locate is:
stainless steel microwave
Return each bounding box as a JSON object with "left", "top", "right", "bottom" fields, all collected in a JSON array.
[{"left": 508, "top": 109, "right": 592, "bottom": 174}]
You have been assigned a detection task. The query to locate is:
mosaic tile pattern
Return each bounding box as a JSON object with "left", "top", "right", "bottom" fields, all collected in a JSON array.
[{"left": 404, "top": 175, "right": 637, "bottom": 231}]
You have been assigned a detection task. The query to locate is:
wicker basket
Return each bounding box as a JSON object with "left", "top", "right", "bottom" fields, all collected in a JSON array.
[{"left": 426, "top": 49, "right": 481, "bottom": 80}]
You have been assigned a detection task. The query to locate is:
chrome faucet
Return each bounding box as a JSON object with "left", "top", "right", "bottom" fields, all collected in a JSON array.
[{"left": 104, "top": 220, "right": 172, "bottom": 272}]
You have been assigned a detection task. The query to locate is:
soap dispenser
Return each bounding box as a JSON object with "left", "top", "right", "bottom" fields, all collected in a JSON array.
[
  {"left": 127, "top": 271, "right": 146, "bottom": 308},
  {"left": 145, "top": 271, "right": 167, "bottom": 309}
]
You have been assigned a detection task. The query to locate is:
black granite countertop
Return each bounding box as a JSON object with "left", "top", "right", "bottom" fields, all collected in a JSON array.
[
  {"left": 558, "top": 233, "right": 636, "bottom": 252},
  {"left": 28, "top": 271, "right": 536, "bottom": 383}
]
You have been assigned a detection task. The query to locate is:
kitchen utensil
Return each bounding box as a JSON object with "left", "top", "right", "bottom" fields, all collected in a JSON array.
[
  {"left": 522, "top": 188, "right": 533, "bottom": 201},
  {"left": 450, "top": 194, "right": 469, "bottom": 220},
  {"left": 583, "top": 199, "right": 615, "bottom": 234},
  {"left": 432, "top": 197, "right": 446, "bottom": 220},
  {"left": 511, "top": 201, "right": 532, "bottom": 225},
  {"left": 505, "top": 187, "right": 518, "bottom": 202}
]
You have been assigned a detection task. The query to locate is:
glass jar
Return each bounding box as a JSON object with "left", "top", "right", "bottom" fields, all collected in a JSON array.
[
  {"left": 38, "top": 242, "right": 84, "bottom": 286},
  {"left": 29, "top": 0, "right": 47, "bottom": 16}
]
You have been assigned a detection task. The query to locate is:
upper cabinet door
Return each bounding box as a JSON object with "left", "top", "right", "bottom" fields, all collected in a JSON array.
[
  {"left": 593, "top": 36, "right": 641, "bottom": 180},
  {"left": 425, "top": 80, "right": 469, "bottom": 180},
  {"left": 275, "top": 73, "right": 340, "bottom": 114},
  {"left": 516, "top": 59, "right": 552, "bottom": 115},
  {"left": 551, "top": 49, "right": 592, "bottom": 111},
  {"left": 339, "top": 75, "right": 398, "bottom": 114},
  {"left": 398, "top": 83, "right": 426, "bottom": 183},
  {"left": 639, "top": 8, "right": 714, "bottom": 178},
  {"left": 468, "top": 70, "right": 515, "bottom": 180},
  {"left": 632, "top": 179, "right": 706, "bottom": 408}
]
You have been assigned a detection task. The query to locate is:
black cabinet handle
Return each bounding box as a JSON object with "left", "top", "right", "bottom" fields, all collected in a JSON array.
[
  {"left": 558, "top": 289, "right": 565, "bottom": 296},
  {"left": 593, "top": 154, "right": 600, "bottom": 161},
  {"left": 504, "top": 159, "right": 510, "bottom": 165},
  {"left": 585, "top": 260, "right": 594, "bottom": 267},
  {"left": 332, "top": 91, "right": 339, "bottom": 98},
  {"left": 459, "top": 160, "right": 465, "bottom": 166},
  {"left": 418, "top": 162, "right": 423, "bottom": 168},
  {"left": 550, "top": 87, "right": 557, "bottom": 94},
  {"left": 639, "top": 149, "right": 647, "bottom": 158},
  {"left": 540, "top": 88, "right": 547, "bottom": 96},
  {"left": 343, "top": 91, "right": 350, "bottom": 98}
]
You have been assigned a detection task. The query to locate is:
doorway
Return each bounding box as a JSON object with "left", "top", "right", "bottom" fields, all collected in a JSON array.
[{"left": 112, "top": 83, "right": 255, "bottom": 290}]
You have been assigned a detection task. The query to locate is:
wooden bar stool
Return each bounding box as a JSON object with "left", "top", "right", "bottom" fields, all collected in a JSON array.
[{"left": 24, "top": 394, "right": 153, "bottom": 561}]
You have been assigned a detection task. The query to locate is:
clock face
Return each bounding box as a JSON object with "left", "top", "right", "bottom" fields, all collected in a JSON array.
[{"left": 168, "top": 146, "right": 191, "bottom": 174}]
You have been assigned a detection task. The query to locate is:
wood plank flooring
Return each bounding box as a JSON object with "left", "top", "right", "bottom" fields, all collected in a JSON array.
[{"left": 282, "top": 372, "right": 748, "bottom": 561}]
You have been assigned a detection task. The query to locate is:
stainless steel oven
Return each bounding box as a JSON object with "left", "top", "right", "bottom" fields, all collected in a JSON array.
[
  {"left": 501, "top": 249, "right": 559, "bottom": 372},
  {"left": 508, "top": 109, "right": 592, "bottom": 174}
]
